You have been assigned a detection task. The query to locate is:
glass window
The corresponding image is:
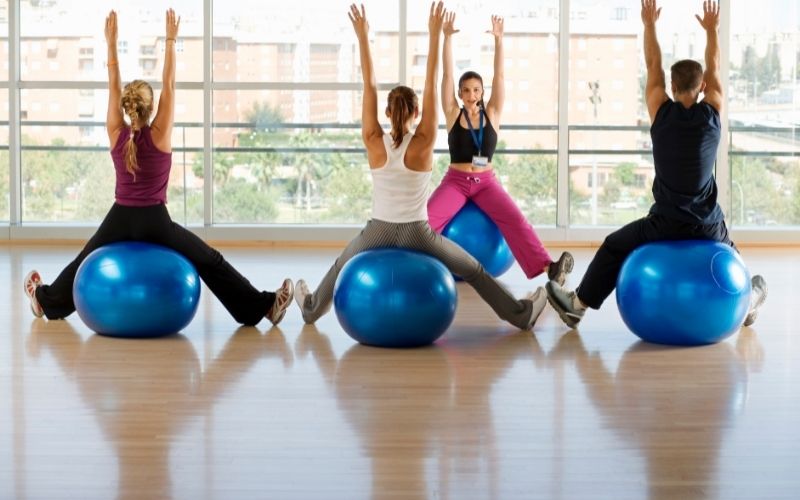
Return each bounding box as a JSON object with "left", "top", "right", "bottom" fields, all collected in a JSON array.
[
  {"left": 729, "top": 2, "right": 800, "bottom": 227},
  {"left": 410, "top": 0, "right": 560, "bottom": 225},
  {"left": 212, "top": 90, "right": 370, "bottom": 224},
  {"left": 20, "top": 89, "right": 203, "bottom": 224},
  {"left": 19, "top": 0, "right": 203, "bottom": 82},
  {"left": 213, "top": 0, "right": 399, "bottom": 83},
  {"left": 569, "top": 0, "right": 672, "bottom": 226}
]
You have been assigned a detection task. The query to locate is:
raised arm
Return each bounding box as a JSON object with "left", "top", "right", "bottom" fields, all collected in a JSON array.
[
  {"left": 441, "top": 11, "right": 460, "bottom": 128},
  {"left": 411, "top": 1, "right": 445, "bottom": 155},
  {"left": 105, "top": 11, "right": 125, "bottom": 146},
  {"left": 484, "top": 15, "right": 505, "bottom": 124},
  {"left": 349, "top": 3, "right": 383, "bottom": 156},
  {"left": 641, "top": 0, "right": 668, "bottom": 123},
  {"left": 150, "top": 8, "right": 180, "bottom": 152},
  {"left": 696, "top": 0, "right": 722, "bottom": 112}
]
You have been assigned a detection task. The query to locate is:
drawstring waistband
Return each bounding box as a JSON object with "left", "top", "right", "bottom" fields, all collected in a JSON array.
[{"left": 466, "top": 176, "right": 481, "bottom": 184}]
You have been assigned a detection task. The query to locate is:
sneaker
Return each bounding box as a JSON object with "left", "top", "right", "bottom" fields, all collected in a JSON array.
[
  {"left": 545, "top": 280, "right": 585, "bottom": 328},
  {"left": 547, "top": 251, "right": 574, "bottom": 286},
  {"left": 523, "top": 287, "right": 549, "bottom": 330},
  {"left": 743, "top": 275, "right": 767, "bottom": 327},
  {"left": 266, "top": 279, "right": 294, "bottom": 326},
  {"left": 24, "top": 270, "right": 45, "bottom": 318},
  {"left": 294, "top": 279, "right": 331, "bottom": 324}
]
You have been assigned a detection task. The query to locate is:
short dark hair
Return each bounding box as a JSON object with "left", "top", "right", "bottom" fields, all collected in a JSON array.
[{"left": 670, "top": 59, "right": 704, "bottom": 93}]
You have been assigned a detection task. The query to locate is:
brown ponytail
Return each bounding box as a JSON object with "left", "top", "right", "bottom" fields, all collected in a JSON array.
[
  {"left": 120, "top": 80, "right": 154, "bottom": 179},
  {"left": 386, "top": 86, "right": 418, "bottom": 148}
]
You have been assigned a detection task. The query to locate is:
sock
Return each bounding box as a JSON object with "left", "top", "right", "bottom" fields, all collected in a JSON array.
[{"left": 572, "top": 294, "right": 587, "bottom": 312}]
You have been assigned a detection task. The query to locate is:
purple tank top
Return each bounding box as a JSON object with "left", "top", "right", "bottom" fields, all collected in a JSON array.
[{"left": 111, "top": 126, "right": 171, "bottom": 206}]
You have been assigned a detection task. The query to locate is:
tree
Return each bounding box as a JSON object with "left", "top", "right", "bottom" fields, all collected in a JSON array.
[
  {"left": 495, "top": 152, "right": 557, "bottom": 223},
  {"left": 245, "top": 101, "right": 284, "bottom": 133}
]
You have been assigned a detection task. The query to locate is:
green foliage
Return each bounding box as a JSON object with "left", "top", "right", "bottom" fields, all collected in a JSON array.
[
  {"left": 321, "top": 159, "right": 371, "bottom": 223},
  {"left": 213, "top": 178, "right": 279, "bottom": 223},
  {"left": 737, "top": 45, "right": 782, "bottom": 97},
  {"left": 731, "top": 155, "right": 798, "bottom": 226},
  {"left": 245, "top": 102, "right": 285, "bottom": 132},
  {"left": 22, "top": 138, "right": 114, "bottom": 222},
  {"left": 495, "top": 152, "right": 557, "bottom": 224},
  {"left": 614, "top": 162, "right": 637, "bottom": 186}
]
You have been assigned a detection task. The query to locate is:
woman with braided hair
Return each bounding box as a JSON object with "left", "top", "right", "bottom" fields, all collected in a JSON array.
[{"left": 23, "top": 9, "right": 294, "bottom": 327}]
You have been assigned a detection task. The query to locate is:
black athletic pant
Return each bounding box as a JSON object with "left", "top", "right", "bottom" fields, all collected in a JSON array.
[
  {"left": 576, "top": 213, "right": 735, "bottom": 309},
  {"left": 35, "top": 203, "right": 274, "bottom": 325}
]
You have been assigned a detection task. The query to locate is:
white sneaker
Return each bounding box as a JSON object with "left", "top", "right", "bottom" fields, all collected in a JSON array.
[
  {"left": 24, "top": 270, "right": 45, "bottom": 318},
  {"left": 743, "top": 275, "right": 767, "bottom": 327},
  {"left": 523, "top": 287, "right": 549, "bottom": 330}
]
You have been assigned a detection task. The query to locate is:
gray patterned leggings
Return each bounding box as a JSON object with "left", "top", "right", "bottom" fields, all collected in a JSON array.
[{"left": 301, "top": 219, "right": 535, "bottom": 329}]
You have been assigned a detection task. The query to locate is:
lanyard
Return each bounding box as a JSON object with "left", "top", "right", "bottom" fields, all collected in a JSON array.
[{"left": 463, "top": 107, "right": 484, "bottom": 156}]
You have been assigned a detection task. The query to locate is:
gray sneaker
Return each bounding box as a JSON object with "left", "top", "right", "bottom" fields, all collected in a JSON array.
[
  {"left": 743, "top": 275, "right": 767, "bottom": 327},
  {"left": 523, "top": 287, "right": 549, "bottom": 330},
  {"left": 547, "top": 251, "right": 574, "bottom": 286},
  {"left": 545, "top": 280, "right": 585, "bottom": 328}
]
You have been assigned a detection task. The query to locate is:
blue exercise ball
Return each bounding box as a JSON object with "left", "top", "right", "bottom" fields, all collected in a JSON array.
[
  {"left": 334, "top": 249, "right": 458, "bottom": 348},
  {"left": 442, "top": 201, "right": 514, "bottom": 278},
  {"left": 73, "top": 242, "right": 201, "bottom": 338},
  {"left": 616, "top": 240, "right": 751, "bottom": 346}
]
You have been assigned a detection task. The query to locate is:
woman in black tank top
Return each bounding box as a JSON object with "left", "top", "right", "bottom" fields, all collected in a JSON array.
[{"left": 426, "top": 12, "right": 573, "bottom": 285}]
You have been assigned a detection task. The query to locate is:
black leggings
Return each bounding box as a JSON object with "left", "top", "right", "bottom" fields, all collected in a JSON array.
[
  {"left": 576, "top": 213, "right": 736, "bottom": 309},
  {"left": 35, "top": 203, "right": 273, "bottom": 325}
]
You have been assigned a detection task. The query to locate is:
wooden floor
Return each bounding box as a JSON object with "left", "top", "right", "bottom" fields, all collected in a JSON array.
[{"left": 1, "top": 244, "right": 799, "bottom": 500}]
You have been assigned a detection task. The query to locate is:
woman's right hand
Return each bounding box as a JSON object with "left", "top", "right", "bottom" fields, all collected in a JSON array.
[
  {"left": 443, "top": 10, "right": 459, "bottom": 37},
  {"left": 348, "top": 4, "right": 369, "bottom": 39},
  {"left": 429, "top": 1, "right": 445, "bottom": 34},
  {"left": 105, "top": 10, "right": 117, "bottom": 45},
  {"left": 166, "top": 8, "right": 181, "bottom": 39}
]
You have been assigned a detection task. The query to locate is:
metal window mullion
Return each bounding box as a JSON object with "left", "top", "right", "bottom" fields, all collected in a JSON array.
[
  {"left": 556, "top": 0, "right": 570, "bottom": 229},
  {"left": 399, "top": 0, "right": 407, "bottom": 85},
  {"left": 9, "top": 0, "right": 21, "bottom": 226},
  {"left": 716, "top": 1, "right": 732, "bottom": 222},
  {"left": 203, "top": 0, "right": 213, "bottom": 227}
]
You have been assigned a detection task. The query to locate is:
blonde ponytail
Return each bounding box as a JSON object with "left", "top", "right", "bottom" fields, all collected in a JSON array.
[{"left": 120, "top": 80, "right": 154, "bottom": 178}]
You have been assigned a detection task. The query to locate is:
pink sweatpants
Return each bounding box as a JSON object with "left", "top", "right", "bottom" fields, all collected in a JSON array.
[{"left": 427, "top": 168, "right": 552, "bottom": 279}]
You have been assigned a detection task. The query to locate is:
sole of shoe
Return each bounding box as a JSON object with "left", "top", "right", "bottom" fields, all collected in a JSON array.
[{"left": 545, "top": 282, "right": 581, "bottom": 329}]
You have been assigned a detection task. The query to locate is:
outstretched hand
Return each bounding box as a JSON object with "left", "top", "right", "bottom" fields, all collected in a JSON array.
[
  {"left": 640, "top": 0, "right": 661, "bottom": 26},
  {"left": 443, "top": 11, "right": 459, "bottom": 36},
  {"left": 348, "top": 4, "right": 369, "bottom": 38},
  {"left": 429, "top": 1, "right": 445, "bottom": 34},
  {"left": 105, "top": 10, "right": 117, "bottom": 45},
  {"left": 486, "top": 15, "right": 504, "bottom": 38},
  {"left": 694, "top": 0, "right": 720, "bottom": 32},
  {"left": 166, "top": 8, "right": 181, "bottom": 39}
]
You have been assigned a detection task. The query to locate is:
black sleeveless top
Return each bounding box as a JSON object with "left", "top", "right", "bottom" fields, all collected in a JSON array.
[
  {"left": 649, "top": 99, "right": 723, "bottom": 224},
  {"left": 448, "top": 107, "right": 498, "bottom": 164}
]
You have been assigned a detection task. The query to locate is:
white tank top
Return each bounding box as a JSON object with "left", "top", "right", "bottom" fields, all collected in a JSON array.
[{"left": 371, "top": 132, "right": 432, "bottom": 223}]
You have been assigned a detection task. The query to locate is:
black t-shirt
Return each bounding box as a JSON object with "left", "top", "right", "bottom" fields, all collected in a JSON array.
[{"left": 649, "top": 99, "right": 723, "bottom": 224}]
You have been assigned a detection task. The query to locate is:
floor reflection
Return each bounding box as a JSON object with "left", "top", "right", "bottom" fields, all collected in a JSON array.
[{"left": 26, "top": 319, "right": 291, "bottom": 500}]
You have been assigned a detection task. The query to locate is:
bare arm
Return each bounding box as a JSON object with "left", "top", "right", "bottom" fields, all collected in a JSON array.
[
  {"left": 410, "top": 1, "right": 445, "bottom": 162},
  {"left": 441, "top": 11, "right": 460, "bottom": 128},
  {"left": 484, "top": 15, "right": 505, "bottom": 125},
  {"left": 348, "top": 3, "right": 384, "bottom": 160},
  {"left": 642, "top": 0, "right": 668, "bottom": 123},
  {"left": 105, "top": 11, "right": 125, "bottom": 146},
  {"left": 150, "top": 8, "right": 180, "bottom": 152},
  {"left": 696, "top": 0, "right": 722, "bottom": 112}
]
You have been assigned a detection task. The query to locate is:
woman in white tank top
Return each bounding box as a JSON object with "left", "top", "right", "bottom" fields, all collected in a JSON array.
[{"left": 294, "top": 3, "right": 548, "bottom": 332}]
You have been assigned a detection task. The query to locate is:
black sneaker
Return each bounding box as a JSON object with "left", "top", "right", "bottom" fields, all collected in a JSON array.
[{"left": 547, "top": 251, "right": 574, "bottom": 286}]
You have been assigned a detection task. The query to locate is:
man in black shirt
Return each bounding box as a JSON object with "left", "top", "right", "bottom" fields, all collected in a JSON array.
[{"left": 546, "top": 0, "right": 767, "bottom": 328}]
